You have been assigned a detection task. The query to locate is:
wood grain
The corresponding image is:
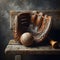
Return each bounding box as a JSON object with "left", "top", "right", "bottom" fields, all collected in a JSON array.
[{"left": 5, "top": 40, "right": 60, "bottom": 55}]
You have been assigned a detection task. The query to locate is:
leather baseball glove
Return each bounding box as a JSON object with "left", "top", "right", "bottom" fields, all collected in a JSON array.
[{"left": 12, "top": 11, "right": 51, "bottom": 43}]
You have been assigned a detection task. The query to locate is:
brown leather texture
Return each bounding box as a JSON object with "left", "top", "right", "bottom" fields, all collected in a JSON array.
[{"left": 12, "top": 11, "right": 51, "bottom": 43}]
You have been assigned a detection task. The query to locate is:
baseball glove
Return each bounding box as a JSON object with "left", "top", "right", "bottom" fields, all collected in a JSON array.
[{"left": 12, "top": 11, "right": 51, "bottom": 43}]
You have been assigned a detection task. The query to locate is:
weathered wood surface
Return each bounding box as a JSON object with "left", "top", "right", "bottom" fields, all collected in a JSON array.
[{"left": 5, "top": 40, "right": 60, "bottom": 55}]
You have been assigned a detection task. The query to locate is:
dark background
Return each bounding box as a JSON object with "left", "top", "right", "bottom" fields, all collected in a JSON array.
[{"left": 0, "top": 0, "right": 60, "bottom": 60}]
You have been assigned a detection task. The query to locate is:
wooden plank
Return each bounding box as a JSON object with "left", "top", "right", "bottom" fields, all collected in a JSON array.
[
  {"left": 5, "top": 40, "right": 60, "bottom": 55},
  {"left": 10, "top": 10, "right": 60, "bottom": 13},
  {"left": 8, "top": 39, "right": 20, "bottom": 45},
  {"left": 15, "top": 55, "right": 21, "bottom": 60}
]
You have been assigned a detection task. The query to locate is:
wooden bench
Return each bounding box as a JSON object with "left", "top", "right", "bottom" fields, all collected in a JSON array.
[{"left": 5, "top": 39, "right": 60, "bottom": 60}]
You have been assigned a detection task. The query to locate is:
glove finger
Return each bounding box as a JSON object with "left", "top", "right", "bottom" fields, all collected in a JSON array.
[
  {"left": 38, "top": 14, "right": 47, "bottom": 32},
  {"left": 31, "top": 11, "right": 37, "bottom": 25},
  {"left": 36, "top": 12, "right": 43, "bottom": 26}
]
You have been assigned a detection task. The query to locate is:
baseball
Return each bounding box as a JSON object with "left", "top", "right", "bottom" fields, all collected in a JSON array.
[{"left": 20, "top": 32, "right": 34, "bottom": 46}]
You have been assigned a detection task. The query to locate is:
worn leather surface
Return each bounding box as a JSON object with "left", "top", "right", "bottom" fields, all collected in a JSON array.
[{"left": 12, "top": 11, "right": 51, "bottom": 43}]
